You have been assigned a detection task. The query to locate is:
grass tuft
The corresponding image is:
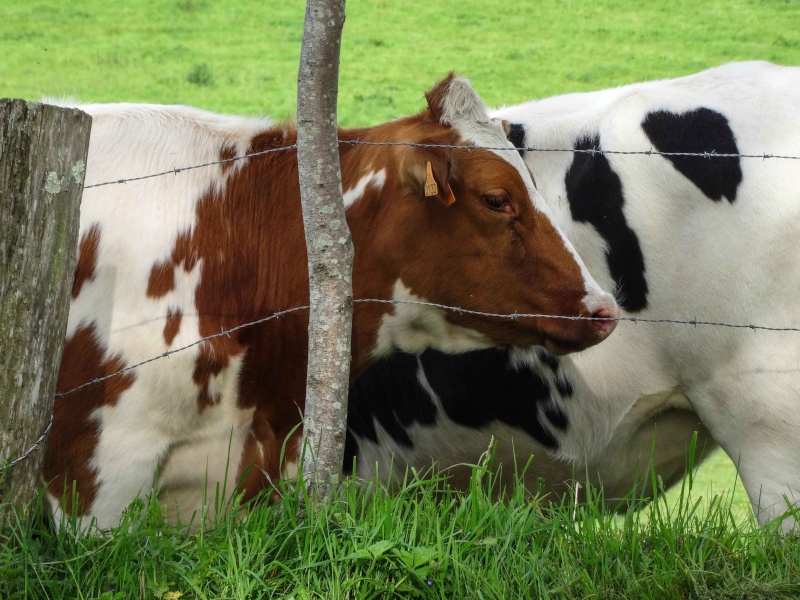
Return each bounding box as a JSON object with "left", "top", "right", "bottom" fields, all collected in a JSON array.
[{"left": 186, "top": 64, "right": 213, "bottom": 87}]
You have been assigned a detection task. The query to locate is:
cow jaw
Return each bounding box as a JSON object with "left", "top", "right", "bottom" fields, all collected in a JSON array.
[{"left": 369, "top": 281, "right": 618, "bottom": 359}]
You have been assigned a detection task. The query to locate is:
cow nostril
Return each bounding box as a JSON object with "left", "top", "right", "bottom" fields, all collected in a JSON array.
[
  {"left": 589, "top": 305, "right": 619, "bottom": 338},
  {"left": 592, "top": 306, "right": 618, "bottom": 321}
]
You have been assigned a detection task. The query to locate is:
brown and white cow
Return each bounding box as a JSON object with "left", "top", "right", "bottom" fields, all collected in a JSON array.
[{"left": 45, "top": 75, "right": 617, "bottom": 529}]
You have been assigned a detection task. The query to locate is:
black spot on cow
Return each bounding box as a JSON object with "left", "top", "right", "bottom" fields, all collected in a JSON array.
[
  {"left": 343, "top": 429, "right": 360, "bottom": 474},
  {"left": 543, "top": 405, "right": 569, "bottom": 430},
  {"left": 642, "top": 108, "right": 742, "bottom": 203},
  {"left": 554, "top": 376, "right": 574, "bottom": 398},
  {"left": 534, "top": 347, "right": 560, "bottom": 375},
  {"left": 346, "top": 351, "right": 437, "bottom": 448},
  {"left": 420, "top": 349, "right": 558, "bottom": 447},
  {"left": 565, "top": 136, "right": 649, "bottom": 312},
  {"left": 345, "top": 348, "right": 574, "bottom": 472},
  {"left": 506, "top": 123, "right": 527, "bottom": 157}
]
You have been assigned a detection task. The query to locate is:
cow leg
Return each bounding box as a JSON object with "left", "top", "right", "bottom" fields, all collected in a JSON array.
[
  {"left": 587, "top": 402, "right": 717, "bottom": 508},
  {"left": 155, "top": 419, "right": 253, "bottom": 526},
  {"left": 691, "top": 372, "right": 800, "bottom": 531},
  {"left": 80, "top": 426, "right": 170, "bottom": 531}
]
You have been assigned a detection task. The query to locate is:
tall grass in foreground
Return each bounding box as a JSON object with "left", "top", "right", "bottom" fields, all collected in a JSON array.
[{"left": 1, "top": 459, "right": 798, "bottom": 600}]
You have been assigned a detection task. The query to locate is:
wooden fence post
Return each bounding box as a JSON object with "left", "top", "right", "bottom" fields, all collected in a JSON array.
[
  {"left": 0, "top": 100, "right": 91, "bottom": 528},
  {"left": 296, "top": 0, "right": 351, "bottom": 501}
]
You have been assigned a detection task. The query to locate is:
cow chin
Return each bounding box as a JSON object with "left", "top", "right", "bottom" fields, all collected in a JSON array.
[
  {"left": 540, "top": 334, "right": 594, "bottom": 356},
  {"left": 538, "top": 321, "right": 616, "bottom": 355}
]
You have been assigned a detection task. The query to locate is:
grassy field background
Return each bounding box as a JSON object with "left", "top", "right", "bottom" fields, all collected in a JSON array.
[
  {"left": 2, "top": 1, "right": 799, "bottom": 596},
  {"left": 3, "top": 1, "right": 799, "bottom": 125}
]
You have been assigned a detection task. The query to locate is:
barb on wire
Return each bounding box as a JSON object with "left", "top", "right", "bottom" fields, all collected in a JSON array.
[
  {"left": 0, "top": 415, "right": 53, "bottom": 473},
  {"left": 54, "top": 304, "right": 311, "bottom": 399},
  {"left": 81, "top": 140, "right": 800, "bottom": 190}
]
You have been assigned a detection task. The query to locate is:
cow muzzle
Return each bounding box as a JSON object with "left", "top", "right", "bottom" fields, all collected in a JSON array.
[{"left": 539, "top": 301, "right": 619, "bottom": 355}]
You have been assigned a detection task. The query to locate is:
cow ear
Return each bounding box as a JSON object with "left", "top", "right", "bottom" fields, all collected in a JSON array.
[
  {"left": 401, "top": 150, "right": 456, "bottom": 206},
  {"left": 498, "top": 119, "right": 512, "bottom": 137},
  {"left": 424, "top": 72, "right": 457, "bottom": 123}
]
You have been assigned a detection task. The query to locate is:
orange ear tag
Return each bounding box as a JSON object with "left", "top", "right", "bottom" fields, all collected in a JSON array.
[
  {"left": 445, "top": 187, "right": 456, "bottom": 206},
  {"left": 424, "top": 161, "right": 438, "bottom": 197}
]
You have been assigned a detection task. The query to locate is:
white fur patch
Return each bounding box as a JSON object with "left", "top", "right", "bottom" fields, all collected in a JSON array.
[
  {"left": 343, "top": 169, "right": 386, "bottom": 208},
  {"left": 373, "top": 281, "right": 492, "bottom": 357}
]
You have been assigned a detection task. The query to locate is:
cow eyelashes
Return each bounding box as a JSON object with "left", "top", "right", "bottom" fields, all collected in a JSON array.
[{"left": 482, "top": 194, "right": 511, "bottom": 213}]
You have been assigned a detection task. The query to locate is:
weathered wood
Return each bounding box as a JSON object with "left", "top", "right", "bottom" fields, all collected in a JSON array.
[
  {"left": 0, "top": 100, "right": 90, "bottom": 527},
  {"left": 296, "top": 0, "right": 351, "bottom": 500}
]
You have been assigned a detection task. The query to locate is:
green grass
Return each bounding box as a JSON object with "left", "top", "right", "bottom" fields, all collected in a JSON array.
[
  {"left": 2, "top": 0, "right": 799, "bottom": 596},
  {"left": 2, "top": 464, "right": 799, "bottom": 599},
  {"left": 2, "top": 1, "right": 798, "bottom": 125}
]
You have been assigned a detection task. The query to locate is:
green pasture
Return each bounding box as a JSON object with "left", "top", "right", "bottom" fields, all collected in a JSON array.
[
  {"left": 3, "top": 0, "right": 799, "bottom": 124},
  {"left": 2, "top": 0, "right": 800, "bottom": 596}
]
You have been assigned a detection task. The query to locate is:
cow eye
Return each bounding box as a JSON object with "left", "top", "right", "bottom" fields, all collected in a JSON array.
[{"left": 482, "top": 194, "right": 511, "bottom": 213}]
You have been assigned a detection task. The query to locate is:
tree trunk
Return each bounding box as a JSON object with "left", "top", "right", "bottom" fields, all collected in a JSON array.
[
  {"left": 0, "top": 100, "right": 90, "bottom": 528},
  {"left": 296, "top": 0, "right": 351, "bottom": 501}
]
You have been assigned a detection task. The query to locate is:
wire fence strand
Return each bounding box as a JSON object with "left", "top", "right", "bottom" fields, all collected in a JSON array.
[
  {"left": 6, "top": 295, "right": 800, "bottom": 471},
  {"left": 1, "top": 416, "right": 53, "bottom": 472},
  {"left": 6, "top": 295, "right": 800, "bottom": 472},
  {"left": 83, "top": 144, "right": 298, "bottom": 189},
  {"left": 82, "top": 139, "right": 800, "bottom": 189},
  {"left": 50, "top": 297, "right": 800, "bottom": 403}
]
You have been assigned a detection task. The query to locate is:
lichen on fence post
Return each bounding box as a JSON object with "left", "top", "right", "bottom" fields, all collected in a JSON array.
[{"left": 0, "top": 100, "right": 91, "bottom": 528}]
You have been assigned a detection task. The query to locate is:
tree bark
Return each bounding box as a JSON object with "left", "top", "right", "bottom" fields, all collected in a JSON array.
[
  {"left": 0, "top": 100, "right": 90, "bottom": 528},
  {"left": 296, "top": 0, "right": 351, "bottom": 501}
]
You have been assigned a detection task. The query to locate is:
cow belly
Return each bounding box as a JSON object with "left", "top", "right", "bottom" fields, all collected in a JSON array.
[
  {"left": 352, "top": 416, "right": 578, "bottom": 497},
  {"left": 350, "top": 382, "right": 714, "bottom": 507}
]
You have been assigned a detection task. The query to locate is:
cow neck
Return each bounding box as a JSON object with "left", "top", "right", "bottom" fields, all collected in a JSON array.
[{"left": 191, "top": 120, "right": 425, "bottom": 416}]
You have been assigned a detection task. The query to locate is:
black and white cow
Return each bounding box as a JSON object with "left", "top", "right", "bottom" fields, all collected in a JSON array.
[{"left": 346, "top": 61, "right": 800, "bottom": 530}]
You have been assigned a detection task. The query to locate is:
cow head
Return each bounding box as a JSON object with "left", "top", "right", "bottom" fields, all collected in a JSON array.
[{"left": 346, "top": 74, "right": 618, "bottom": 358}]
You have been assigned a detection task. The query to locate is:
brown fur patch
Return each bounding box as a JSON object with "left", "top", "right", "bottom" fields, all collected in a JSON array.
[
  {"left": 44, "top": 324, "right": 135, "bottom": 515},
  {"left": 71, "top": 225, "right": 101, "bottom": 298},
  {"left": 146, "top": 231, "right": 200, "bottom": 298},
  {"left": 219, "top": 144, "right": 238, "bottom": 175},
  {"left": 146, "top": 261, "right": 175, "bottom": 298},
  {"left": 424, "top": 72, "right": 456, "bottom": 123},
  {"left": 163, "top": 307, "right": 182, "bottom": 346}
]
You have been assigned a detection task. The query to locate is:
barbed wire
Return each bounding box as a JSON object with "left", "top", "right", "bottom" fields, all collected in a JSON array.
[
  {"left": 47, "top": 298, "right": 800, "bottom": 403},
  {"left": 53, "top": 304, "right": 311, "bottom": 398},
  {"left": 82, "top": 139, "right": 800, "bottom": 189},
  {"left": 338, "top": 140, "right": 800, "bottom": 160},
  {"left": 83, "top": 144, "right": 298, "bottom": 189},
  {"left": 8, "top": 138, "right": 800, "bottom": 472},
  {"left": 5, "top": 296, "right": 800, "bottom": 472}
]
